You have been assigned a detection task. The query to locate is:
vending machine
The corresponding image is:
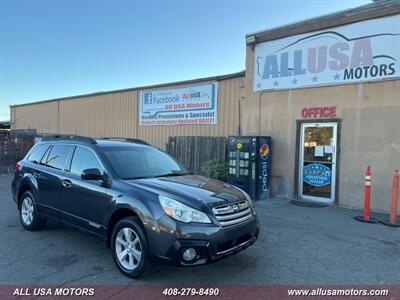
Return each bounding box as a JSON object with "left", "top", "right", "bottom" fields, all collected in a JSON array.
[{"left": 227, "top": 136, "right": 272, "bottom": 200}]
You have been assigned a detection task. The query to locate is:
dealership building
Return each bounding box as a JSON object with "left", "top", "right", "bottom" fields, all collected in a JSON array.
[{"left": 10, "top": 0, "right": 400, "bottom": 213}]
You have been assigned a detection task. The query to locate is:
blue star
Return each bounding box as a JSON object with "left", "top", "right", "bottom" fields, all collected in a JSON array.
[
  {"left": 256, "top": 83, "right": 262, "bottom": 89},
  {"left": 334, "top": 73, "right": 340, "bottom": 80},
  {"left": 273, "top": 80, "right": 279, "bottom": 87},
  {"left": 312, "top": 75, "right": 318, "bottom": 82},
  {"left": 292, "top": 78, "right": 298, "bottom": 85}
]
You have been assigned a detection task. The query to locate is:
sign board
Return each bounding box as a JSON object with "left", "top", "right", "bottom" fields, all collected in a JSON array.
[
  {"left": 139, "top": 83, "right": 217, "bottom": 126},
  {"left": 303, "top": 164, "right": 331, "bottom": 187},
  {"left": 301, "top": 106, "right": 336, "bottom": 118},
  {"left": 254, "top": 15, "right": 400, "bottom": 91}
]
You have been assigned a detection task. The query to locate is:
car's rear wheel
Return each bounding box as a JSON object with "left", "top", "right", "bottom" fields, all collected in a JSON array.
[
  {"left": 19, "top": 191, "right": 47, "bottom": 230},
  {"left": 111, "top": 216, "right": 151, "bottom": 278}
]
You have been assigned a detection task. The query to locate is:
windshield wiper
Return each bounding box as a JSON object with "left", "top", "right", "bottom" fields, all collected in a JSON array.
[
  {"left": 123, "top": 176, "right": 153, "bottom": 180},
  {"left": 123, "top": 171, "right": 188, "bottom": 180}
]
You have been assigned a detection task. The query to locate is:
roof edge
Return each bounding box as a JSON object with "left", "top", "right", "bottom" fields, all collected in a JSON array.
[
  {"left": 10, "top": 70, "right": 245, "bottom": 108},
  {"left": 246, "top": 0, "right": 400, "bottom": 44}
]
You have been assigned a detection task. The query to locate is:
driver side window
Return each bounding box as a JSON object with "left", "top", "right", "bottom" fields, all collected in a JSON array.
[{"left": 69, "top": 146, "right": 104, "bottom": 176}]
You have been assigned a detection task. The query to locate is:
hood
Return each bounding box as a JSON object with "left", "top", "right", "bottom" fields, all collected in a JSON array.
[{"left": 126, "top": 175, "right": 246, "bottom": 208}]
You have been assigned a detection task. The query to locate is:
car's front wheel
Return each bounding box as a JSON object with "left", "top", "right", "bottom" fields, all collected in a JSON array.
[
  {"left": 111, "top": 217, "right": 151, "bottom": 278},
  {"left": 19, "top": 191, "right": 47, "bottom": 230}
]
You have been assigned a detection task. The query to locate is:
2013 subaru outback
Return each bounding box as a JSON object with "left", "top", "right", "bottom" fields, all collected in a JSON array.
[{"left": 12, "top": 135, "right": 259, "bottom": 278}]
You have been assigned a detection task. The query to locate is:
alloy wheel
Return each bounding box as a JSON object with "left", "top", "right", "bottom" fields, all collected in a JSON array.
[
  {"left": 115, "top": 227, "right": 142, "bottom": 270},
  {"left": 21, "top": 196, "right": 34, "bottom": 226}
]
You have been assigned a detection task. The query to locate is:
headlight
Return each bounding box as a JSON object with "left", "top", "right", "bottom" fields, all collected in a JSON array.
[{"left": 159, "top": 195, "right": 212, "bottom": 224}]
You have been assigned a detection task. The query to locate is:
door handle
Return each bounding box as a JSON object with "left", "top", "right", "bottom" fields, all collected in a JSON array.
[
  {"left": 61, "top": 179, "right": 72, "bottom": 188},
  {"left": 33, "top": 172, "right": 41, "bottom": 178}
]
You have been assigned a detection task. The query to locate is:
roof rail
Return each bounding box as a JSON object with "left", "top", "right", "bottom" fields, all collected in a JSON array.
[
  {"left": 41, "top": 134, "right": 97, "bottom": 144},
  {"left": 100, "top": 137, "right": 150, "bottom": 145}
]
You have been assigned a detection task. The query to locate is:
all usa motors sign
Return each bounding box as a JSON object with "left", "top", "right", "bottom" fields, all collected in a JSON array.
[
  {"left": 139, "top": 83, "right": 217, "bottom": 126},
  {"left": 254, "top": 15, "right": 400, "bottom": 91}
]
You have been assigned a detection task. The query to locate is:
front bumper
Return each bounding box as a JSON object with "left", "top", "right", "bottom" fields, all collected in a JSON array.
[{"left": 148, "top": 214, "right": 260, "bottom": 266}]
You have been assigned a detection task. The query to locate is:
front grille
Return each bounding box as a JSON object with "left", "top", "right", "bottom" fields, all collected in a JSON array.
[{"left": 212, "top": 200, "right": 253, "bottom": 227}]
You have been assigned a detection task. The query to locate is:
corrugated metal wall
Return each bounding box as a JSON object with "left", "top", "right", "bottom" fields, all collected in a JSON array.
[
  {"left": 12, "top": 101, "right": 59, "bottom": 133},
  {"left": 10, "top": 75, "right": 244, "bottom": 149},
  {"left": 58, "top": 91, "right": 138, "bottom": 138}
]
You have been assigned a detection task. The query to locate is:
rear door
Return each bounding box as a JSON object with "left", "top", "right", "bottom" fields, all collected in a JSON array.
[
  {"left": 59, "top": 145, "right": 110, "bottom": 235},
  {"left": 23, "top": 143, "right": 51, "bottom": 211},
  {"left": 35, "top": 144, "right": 74, "bottom": 218}
]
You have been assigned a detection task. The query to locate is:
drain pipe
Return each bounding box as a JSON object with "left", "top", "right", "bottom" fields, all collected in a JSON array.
[
  {"left": 237, "top": 99, "right": 241, "bottom": 136},
  {"left": 257, "top": 90, "right": 282, "bottom": 198},
  {"left": 258, "top": 91, "right": 268, "bottom": 136}
]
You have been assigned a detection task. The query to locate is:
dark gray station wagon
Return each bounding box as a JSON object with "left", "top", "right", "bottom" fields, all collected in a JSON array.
[{"left": 12, "top": 135, "right": 259, "bottom": 278}]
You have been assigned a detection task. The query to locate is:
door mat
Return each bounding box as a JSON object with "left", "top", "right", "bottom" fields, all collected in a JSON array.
[{"left": 290, "top": 200, "right": 329, "bottom": 208}]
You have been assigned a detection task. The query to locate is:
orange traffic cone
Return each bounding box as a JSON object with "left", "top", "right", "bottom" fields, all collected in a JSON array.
[
  {"left": 355, "top": 165, "right": 378, "bottom": 223},
  {"left": 381, "top": 170, "right": 400, "bottom": 227}
]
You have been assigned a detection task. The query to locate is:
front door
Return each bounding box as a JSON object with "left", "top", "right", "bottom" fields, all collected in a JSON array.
[
  {"left": 299, "top": 122, "right": 337, "bottom": 204},
  {"left": 59, "top": 145, "right": 110, "bottom": 236}
]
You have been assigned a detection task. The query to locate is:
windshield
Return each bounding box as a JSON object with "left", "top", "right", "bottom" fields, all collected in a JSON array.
[{"left": 103, "top": 146, "right": 189, "bottom": 180}]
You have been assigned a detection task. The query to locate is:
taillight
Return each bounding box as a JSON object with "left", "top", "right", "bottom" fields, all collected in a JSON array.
[{"left": 15, "top": 162, "right": 22, "bottom": 173}]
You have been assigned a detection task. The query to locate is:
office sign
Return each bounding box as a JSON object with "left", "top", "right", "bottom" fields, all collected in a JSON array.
[
  {"left": 301, "top": 106, "right": 336, "bottom": 119},
  {"left": 254, "top": 15, "right": 400, "bottom": 91},
  {"left": 139, "top": 83, "right": 217, "bottom": 126}
]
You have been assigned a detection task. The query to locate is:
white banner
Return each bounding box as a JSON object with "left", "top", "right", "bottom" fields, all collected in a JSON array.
[
  {"left": 254, "top": 15, "right": 400, "bottom": 91},
  {"left": 139, "top": 83, "right": 217, "bottom": 126}
]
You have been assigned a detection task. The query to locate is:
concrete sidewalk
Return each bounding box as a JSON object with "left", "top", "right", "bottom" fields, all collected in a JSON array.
[
  {"left": 0, "top": 173, "right": 399, "bottom": 284},
  {"left": 255, "top": 197, "right": 400, "bottom": 284}
]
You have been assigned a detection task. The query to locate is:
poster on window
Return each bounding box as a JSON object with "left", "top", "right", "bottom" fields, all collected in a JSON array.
[{"left": 303, "top": 163, "right": 332, "bottom": 187}]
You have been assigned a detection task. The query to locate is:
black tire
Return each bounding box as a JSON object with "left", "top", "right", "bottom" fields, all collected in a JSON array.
[
  {"left": 111, "top": 216, "right": 151, "bottom": 278},
  {"left": 19, "top": 191, "right": 47, "bottom": 231}
]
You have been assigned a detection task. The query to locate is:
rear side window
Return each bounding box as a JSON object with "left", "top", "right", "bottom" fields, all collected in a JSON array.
[
  {"left": 69, "top": 146, "right": 104, "bottom": 175},
  {"left": 27, "top": 144, "right": 50, "bottom": 164},
  {"left": 43, "top": 145, "right": 72, "bottom": 171}
]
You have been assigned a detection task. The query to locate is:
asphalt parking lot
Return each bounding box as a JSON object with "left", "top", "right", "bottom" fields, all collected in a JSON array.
[{"left": 1, "top": 174, "right": 400, "bottom": 285}]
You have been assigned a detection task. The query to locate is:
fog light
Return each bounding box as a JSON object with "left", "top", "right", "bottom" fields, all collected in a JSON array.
[{"left": 182, "top": 248, "right": 197, "bottom": 262}]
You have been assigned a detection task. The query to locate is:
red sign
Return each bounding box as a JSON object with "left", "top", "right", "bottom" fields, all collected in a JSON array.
[{"left": 301, "top": 106, "right": 336, "bottom": 119}]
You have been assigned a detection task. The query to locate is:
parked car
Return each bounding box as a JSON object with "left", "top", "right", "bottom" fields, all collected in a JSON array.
[{"left": 12, "top": 135, "right": 259, "bottom": 278}]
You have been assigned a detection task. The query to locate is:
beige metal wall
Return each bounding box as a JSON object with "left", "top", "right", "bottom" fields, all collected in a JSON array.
[
  {"left": 244, "top": 44, "right": 400, "bottom": 213},
  {"left": 58, "top": 91, "right": 138, "bottom": 138},
  {"left": 11, "top": 101, "right": 59, "bottom": 133},
  {"left": 10, "top": 76, "right": 244, "bottom": 149}
]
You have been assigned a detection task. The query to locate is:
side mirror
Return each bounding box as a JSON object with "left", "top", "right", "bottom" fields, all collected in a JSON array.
[{"left": 81, "top": 168, "right": 104, "bottom": 180}]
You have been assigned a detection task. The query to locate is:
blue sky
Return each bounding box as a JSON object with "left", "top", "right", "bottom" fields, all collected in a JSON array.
[{"left": 0, "top": 0, "right": 370, "bottom": 121}]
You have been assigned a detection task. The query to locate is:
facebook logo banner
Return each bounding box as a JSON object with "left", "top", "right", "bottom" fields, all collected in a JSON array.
[{"left": 143, "top": 93, "right": 152, "bottom": 105}]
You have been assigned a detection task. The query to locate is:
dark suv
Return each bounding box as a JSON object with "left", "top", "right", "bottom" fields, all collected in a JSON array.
[{"left": 12, "top": 135, "right": 259, "bottom": 278}]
